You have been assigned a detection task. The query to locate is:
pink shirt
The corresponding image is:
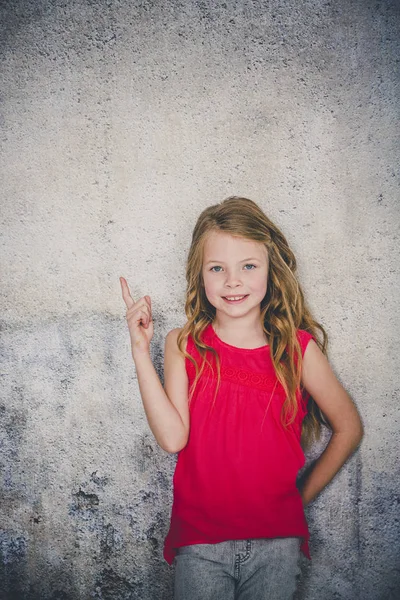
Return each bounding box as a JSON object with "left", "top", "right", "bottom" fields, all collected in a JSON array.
[{"left": 164, "top": 323, "right": 314, "bottom": 565}]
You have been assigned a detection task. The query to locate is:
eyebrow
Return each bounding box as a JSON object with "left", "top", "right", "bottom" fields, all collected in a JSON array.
[{"left": 205, "top": 257, "right": 262, "bottom": 265}]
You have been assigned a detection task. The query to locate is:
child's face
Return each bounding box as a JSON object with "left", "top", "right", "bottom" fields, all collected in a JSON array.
[{"left": 201, "top": 231, "right": 268, "bottom": 321}]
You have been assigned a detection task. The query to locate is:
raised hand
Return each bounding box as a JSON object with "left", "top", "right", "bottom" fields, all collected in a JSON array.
[{"left": 120, "top": 277, "right": 154, "bottom": 358}]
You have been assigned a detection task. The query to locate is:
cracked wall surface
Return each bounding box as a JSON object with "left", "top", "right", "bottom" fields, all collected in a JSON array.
[{"left": 1, "top": 0, "right": 399, "bottom": 598}]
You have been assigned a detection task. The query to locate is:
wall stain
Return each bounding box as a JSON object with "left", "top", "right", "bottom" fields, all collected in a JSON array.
[
  {"left": 0, "top": 532, "right": 28, "bottom": 600},
  {"left": 93, "top": 567, "right": 144, "bottom": 600},
  {"left": 99, "top": 523, "right": 123, "bottom": 559},
  {"left": 91, "top": 471, "right": 109, "bottom": 487},
  {"left": 70, "top": 489, "right": 99, "bottom": 513}
]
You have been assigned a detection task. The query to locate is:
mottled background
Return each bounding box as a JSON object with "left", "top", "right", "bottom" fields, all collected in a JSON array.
[{"left": 1, "top": 0, "right": 399, "bottom": 598}]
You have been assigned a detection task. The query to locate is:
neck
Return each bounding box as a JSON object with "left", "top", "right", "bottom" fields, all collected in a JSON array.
[{"left": 212, "top": 313, "right": 267, "bottom": 346}]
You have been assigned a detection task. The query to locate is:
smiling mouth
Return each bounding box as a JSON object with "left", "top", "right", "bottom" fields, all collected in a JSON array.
[{"left": 222, "top": 295, "right": 249, "bottom": 303}]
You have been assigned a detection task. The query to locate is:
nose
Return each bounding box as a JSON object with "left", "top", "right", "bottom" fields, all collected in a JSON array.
[{"left": 224, "top": 270, "right": 243, "bottom": 288}]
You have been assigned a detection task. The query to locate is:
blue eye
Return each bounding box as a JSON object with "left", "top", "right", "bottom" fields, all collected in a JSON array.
[{"left": 210, "top": 264, "right": 256, "bottom": 272}]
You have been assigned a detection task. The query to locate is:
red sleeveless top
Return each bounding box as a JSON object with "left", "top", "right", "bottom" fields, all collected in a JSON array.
[{"left": 163, "top": 323, "right": 314, "bottom": 565}]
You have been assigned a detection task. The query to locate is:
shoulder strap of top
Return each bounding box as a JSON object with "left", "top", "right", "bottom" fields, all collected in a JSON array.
[
  {"left": 296, "top": 330, "right": 316, "bottom": 356},
  {"left": 184, "top": 324, "right": 215, "bottom": 382}
]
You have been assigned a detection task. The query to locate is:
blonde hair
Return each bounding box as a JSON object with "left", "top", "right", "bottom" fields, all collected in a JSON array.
[{"left": 177, "top": 196, "right": 330, "bottom": 449}]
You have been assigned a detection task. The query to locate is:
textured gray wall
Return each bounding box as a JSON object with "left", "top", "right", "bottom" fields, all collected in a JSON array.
[{"left": 1, "top": 0, "right": 399, "bottom": 598}]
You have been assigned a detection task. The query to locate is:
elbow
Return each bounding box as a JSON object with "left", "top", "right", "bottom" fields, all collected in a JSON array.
[
  {"left": 347, "top": 419, "right": 364, "bottom": 452},
  {"left": 355, "top": 420, "right": 364, "bottom": 446},
  {"left": 163, "top": 442, "right": 187, "bottom": 454},
  {"left": 332, "top": 418, "right": 364, "bottom": 451},
  {"left": 161, "top": 434, "right": 189, "bottom": 454}
]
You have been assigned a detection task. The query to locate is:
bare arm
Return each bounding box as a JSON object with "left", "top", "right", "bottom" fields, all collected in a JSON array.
[
  {"left": 120, "top": 277, "right": 189, "bottom": 453},
  {"left": 133, "top": 351, "right": 187, "bottom": 453},
  {"left": 299, "top": 340, "right": 364, "bottom": 506}
]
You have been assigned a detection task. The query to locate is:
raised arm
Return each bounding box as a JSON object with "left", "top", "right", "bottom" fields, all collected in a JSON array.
[
  {"left": 120, "top": 277, "right": 189, "bottom": 453},
  {"left": 298, "top": 340, "right": 364, "bottom": 506}
]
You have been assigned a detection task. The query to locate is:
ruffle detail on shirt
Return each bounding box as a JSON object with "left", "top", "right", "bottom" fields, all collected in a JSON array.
[{"left": 209, "top": 364, "right": 281, "bottom": 392}]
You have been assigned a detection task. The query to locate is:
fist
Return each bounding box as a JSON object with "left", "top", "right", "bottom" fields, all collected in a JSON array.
[{"left": 120, "top": 276, "right": 154, "bottom": 358}]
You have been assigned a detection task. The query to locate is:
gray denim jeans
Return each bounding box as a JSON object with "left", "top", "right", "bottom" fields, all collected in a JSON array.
[{"left": 173, "top": 537, "right": 302, "bottom": 600}]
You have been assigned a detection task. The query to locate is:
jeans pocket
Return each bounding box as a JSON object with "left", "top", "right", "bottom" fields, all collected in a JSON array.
[
  {"left": 175, "top": 542, "right": 225, "bottom": 560},
  {"left": 175, "top": 543, "right": 204, "bottom": 557}
]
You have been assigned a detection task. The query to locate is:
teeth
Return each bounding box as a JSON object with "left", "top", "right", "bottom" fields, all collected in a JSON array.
[{"left": 225, "top": 296, "right": 245, "bottom": 301}]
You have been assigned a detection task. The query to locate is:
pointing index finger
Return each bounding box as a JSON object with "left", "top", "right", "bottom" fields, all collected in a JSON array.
[{"left": 120, "top": 277, "right": 135, "bottom": 309}]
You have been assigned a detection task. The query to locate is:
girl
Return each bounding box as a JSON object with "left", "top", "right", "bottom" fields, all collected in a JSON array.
[{"left": 120, "top": 196, "right": 363, "bottom": 600}]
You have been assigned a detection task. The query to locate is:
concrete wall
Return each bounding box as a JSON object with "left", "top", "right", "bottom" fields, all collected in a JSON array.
[{"left": 1, "top": 0, "right": 399, "bottom": 598}]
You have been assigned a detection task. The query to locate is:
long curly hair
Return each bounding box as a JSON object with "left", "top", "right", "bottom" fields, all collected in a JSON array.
[{"left": 177, "top": 196, "right": 331, "bottom": 449}]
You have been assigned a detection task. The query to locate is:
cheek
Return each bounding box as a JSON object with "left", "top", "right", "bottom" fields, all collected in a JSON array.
[
  {"left": 203, "top": 280, "right": 216, "bottom": 298},
  {"left": 201, "top": 272, "right": 212, "bottom": 294},
  {"left": 202, "top": 275, "right": 220, "bottom": 302},
  {"left": 254, "top": 276, "right": 268, "bottom": 296}
]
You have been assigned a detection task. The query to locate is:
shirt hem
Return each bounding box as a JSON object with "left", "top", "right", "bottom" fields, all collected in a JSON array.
[{"left": 164, "top": 532, "right": 311, "bottom": 565}]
